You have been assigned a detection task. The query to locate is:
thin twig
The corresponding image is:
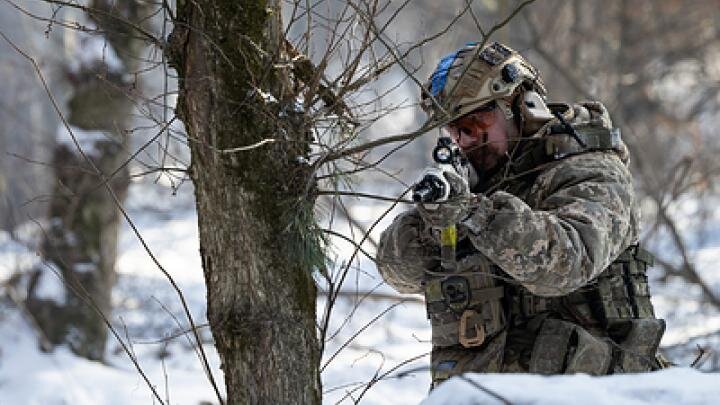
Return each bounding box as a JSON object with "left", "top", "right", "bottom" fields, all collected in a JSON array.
[
  {"left": 457, "top": 375, "right": 513, "bottom": 405},
  {"left": 321, "top": 299, "right": 408, "bottom": 372},
  {"left": 690, "top": 345, "right": 712, "bottom": 369}
]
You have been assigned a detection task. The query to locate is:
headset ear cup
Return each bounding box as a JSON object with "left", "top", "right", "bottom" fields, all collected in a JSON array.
[{"left": 520, "top": 90, "right": 554, "bottom": 135}]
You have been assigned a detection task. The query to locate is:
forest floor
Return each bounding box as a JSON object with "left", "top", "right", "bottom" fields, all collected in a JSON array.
[{"left": 0, "top": 179, "right": 719, "bottom": 404}]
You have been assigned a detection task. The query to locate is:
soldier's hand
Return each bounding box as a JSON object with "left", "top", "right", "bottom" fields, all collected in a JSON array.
[{"left": 417, "top": 171, "right": 473, "bottom": 229}]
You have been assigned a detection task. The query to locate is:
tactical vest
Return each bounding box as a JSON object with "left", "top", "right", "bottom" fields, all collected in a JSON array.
[
  {"left": 425, "top": 104, "right": 665, "bottom": 377},
  {"left": 423, "top": 246, "right": 657, "bottom": 333}
]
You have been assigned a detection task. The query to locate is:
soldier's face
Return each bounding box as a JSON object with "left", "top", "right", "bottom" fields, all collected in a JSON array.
[{"left": 443, "top": 103, "right": 516, "bottom": 172}]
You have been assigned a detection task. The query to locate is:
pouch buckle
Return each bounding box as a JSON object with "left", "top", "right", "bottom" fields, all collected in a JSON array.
[
  {"left": 458, "top": 309, "right": 486, "bottom": 348},
  {"left": 441, "top": 276, "right": 470, "bottom": 313}
]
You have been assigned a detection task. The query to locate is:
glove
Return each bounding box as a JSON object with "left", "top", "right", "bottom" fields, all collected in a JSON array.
[
  {"left": 377, "top": 210, "right": 439, "bottom": 293},
  {"left": 416, "top": 170, "right": 473, "bottom": 229}
]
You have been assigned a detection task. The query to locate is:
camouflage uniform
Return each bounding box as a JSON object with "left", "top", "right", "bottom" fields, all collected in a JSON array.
[{"left": 377, "top": 103, "right": 665, "bottom": 385}]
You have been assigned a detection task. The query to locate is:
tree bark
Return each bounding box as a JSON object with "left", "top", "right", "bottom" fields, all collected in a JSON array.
[{"left": 171, "top": 1, "right": 321, "bottom": 403}]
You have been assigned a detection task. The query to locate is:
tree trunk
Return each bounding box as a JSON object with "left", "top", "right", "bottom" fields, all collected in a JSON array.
[
  {"left": 170, "top": 1, "right": 321, "bottom": 404},
  {"left": 0, "top": 1, "right": 67, "bottom": 232},
  {"left": 28, "top": 139, "right": 129, "bottom": 360},
  {"left": 27, "top": 0, "right": 148, "bottom": 360}
]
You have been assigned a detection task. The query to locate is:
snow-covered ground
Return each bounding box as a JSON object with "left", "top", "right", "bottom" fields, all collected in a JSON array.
[
  {"left": 424, "top": 368, "right": 720, "bottom": 405},
  {"left": 0, "top": 303, "right": 221, "bottom": 405},
  {"left": 1, "top": 178, "right": 719, "bottom": 404}
]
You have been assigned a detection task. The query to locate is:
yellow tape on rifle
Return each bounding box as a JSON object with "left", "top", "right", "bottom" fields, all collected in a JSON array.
[{"left": 440, "top": 225, "right": 457, "bottom": 247}]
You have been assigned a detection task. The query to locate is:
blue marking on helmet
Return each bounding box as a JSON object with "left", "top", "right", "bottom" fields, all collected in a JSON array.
[{"left": 430, "top": 51, "right": 459, "bottom": 97}]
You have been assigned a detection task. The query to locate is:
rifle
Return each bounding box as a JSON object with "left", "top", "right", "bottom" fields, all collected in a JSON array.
[{"left": 412, "top": 136, "right": 476, "bottom": 271}]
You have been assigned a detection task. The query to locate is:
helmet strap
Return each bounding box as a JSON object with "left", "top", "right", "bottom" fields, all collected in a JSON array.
[{"left": 497, "top": 99, "right": 514, "bottom": 120}]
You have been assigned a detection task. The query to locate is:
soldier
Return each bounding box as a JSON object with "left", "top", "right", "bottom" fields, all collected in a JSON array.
[{"left": 376, "top": 42, "right": 666, "bottom": 387}]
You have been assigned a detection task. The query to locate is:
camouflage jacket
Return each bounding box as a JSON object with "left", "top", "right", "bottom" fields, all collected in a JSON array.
[{"left": 376, "top": 107, "right": 641, "bottom": 298}]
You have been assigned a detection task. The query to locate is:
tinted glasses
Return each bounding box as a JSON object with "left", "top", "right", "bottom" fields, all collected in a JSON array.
[{"left": 441, "top": 102, "right": 498, "bottom": 142}]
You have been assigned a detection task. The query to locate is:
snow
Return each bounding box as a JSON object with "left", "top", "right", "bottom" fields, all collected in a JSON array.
[
  {"left": 73, "top": 262, "right": 96, "bottom": 274},
  {"left": 0, "top": 231, "right": 40, "bottom": 284},
  {"left": 66, "top": 21, "right": 124, "bottom": 75},
  {"left": 32, "top": 263, "right": 66, "bottom": 305},
  {"left": 251, "top": 87, "right": 279, "bottom": 104},
  {"left": 0, "top": 303, "right": 221, "bottom": 405},
  {"left": 642, "top": 196, "right": 720, "bottom": 348},
  {"left": 56, "top": 125, "right": 113, "bottom": 158},
  {"left": 424, "top": 368, "right": 720, "bottom": 405}
]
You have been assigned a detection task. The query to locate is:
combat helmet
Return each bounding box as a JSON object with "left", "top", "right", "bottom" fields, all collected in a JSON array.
[{"left": 421, "top": 41, "right": 546, "bottom": 125}]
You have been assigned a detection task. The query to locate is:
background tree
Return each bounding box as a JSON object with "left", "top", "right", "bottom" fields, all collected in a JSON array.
[
  {"left": 24, "top": 0, "right": 153, "bottom": 360},
  {"left": 0, "top": 1, "right": 67, "bottom": 232}
]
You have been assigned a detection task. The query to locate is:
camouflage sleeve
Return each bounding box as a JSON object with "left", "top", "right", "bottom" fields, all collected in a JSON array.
[
  {"left": 376, "top": 208, "right": 439, "bottom": 294},
  {"left": 461, "top": 152, "right": 640, "bottom": 297}
]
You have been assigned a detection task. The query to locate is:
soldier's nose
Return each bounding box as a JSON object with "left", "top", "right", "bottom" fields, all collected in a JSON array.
[
  {"left": 458, "top": 132, "right": 482, "bottom": 150},
  {"left": 458, "top": 133, "right": 474, "bottom": 149}
]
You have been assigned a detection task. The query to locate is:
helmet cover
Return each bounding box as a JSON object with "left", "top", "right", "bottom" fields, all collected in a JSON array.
[{"left": 421, "top": 42, "right": 546, "bottom": 124}]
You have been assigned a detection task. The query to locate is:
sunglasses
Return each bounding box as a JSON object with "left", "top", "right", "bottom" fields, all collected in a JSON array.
[{"left": 441, "top": 102, "right": 498, "bottom": 140}]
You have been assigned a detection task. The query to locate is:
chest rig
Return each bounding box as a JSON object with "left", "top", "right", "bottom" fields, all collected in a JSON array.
[
  {"left": 423, "top": 103, "right": 659, "bottom": 353},
  {"left": 423, "top": 245, "right": 658, "bottom": 350}
]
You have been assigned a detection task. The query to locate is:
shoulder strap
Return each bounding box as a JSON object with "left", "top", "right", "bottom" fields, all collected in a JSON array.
[
  {"left": 544, "top": 124, "right": 623, "bottom": 160},
  {"left": 506, "top": 101, "right": 629, "bottom": 184}
]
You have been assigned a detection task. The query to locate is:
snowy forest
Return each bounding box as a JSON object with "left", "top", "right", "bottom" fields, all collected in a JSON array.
[{"left": 1, "top": 0, "right": 719, "bottom": 404}]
